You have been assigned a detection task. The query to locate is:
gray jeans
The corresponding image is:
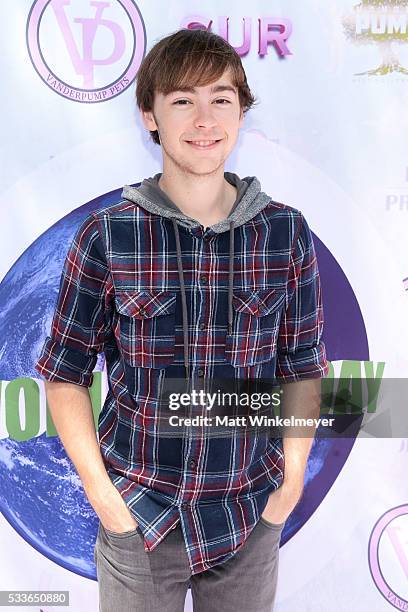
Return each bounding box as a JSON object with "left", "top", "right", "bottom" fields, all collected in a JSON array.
[{"left": 94, "top": 517, "right": 285, "bottom": 612}]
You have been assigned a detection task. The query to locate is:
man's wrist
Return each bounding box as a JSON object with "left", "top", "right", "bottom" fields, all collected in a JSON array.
[
  {"left": 84, "top": 476, "right": 117, "bottom": 508},
  {"left": 281, "top": 477, "right": 304, "bottom": 501}
]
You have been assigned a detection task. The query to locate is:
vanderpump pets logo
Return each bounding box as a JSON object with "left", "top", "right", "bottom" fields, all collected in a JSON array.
[
  {"left": 368, "top": 505, "right": 408, "bottom": 610},
  {"left": 26, "top": 0, "right": 146, "bottom": 102}
]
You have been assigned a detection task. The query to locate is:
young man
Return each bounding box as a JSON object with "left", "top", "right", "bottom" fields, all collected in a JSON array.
[{"left": 35, "top": 28, "right": 329, "bottom": 612}]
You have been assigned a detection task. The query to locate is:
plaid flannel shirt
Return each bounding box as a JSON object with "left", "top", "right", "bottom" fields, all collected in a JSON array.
[{"left": 35, "top": 194, "right": 329, "bottom": 575}]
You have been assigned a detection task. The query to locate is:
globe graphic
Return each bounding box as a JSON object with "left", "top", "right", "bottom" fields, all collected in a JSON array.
[{"left": 0, "top": 185, "right": 369, "bottom": 580}]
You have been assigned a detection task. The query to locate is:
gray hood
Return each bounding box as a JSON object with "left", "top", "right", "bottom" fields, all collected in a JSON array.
[
  {"left": 121, "top": 172, "right": 272, "bottom": 385},
  {"left": 122, "top": 171, "right": 271, "bottom": 233}
]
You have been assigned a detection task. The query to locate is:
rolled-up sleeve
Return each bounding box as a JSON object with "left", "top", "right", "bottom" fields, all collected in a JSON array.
[
  {"left": 275, "top": 212, "right": 329, "bottom": 382},
  {"left": 34, "top": 213, "right": 114, "bottom": 387}
]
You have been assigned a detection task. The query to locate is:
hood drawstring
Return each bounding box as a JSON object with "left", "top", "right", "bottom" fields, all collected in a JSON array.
[
  {"left": 172, "top": 219, "right": 190, "bottom": 383},
  {"left": 228, "top": 219, "right": 234, "bottom": 337},
  {"left": 171, "top": 219, "right": 235, "bottom": 385}
]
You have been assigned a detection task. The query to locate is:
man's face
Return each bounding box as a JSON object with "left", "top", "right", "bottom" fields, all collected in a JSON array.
[{"left": 141, "top": 68, "right": 244, "bottom": 177}]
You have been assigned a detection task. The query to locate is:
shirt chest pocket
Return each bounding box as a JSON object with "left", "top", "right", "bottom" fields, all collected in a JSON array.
[
  {"left": 114, "top": 290, "right": 177, "bottom": 368},
  {"left": 225, "top": 288, "right": 286, "bottom": 367}
]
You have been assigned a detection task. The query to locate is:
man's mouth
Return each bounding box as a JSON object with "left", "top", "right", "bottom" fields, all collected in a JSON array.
[{"left": 185, "top": 139, "right": 222, "bottom": 149}]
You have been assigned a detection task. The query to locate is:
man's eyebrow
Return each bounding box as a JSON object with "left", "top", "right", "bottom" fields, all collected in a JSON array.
[{"left": 169, "top": 84, "right": 237, "bottom": 95}]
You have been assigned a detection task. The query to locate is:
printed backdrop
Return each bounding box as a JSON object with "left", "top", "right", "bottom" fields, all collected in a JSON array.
[{"left": 1, "top": 1, "right": 408, "bottom": 611}]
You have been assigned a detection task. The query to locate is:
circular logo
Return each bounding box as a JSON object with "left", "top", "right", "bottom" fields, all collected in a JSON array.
[
  {"left": 26, "top": 0, "right": 146, "bottom": 102},
  {"left": 368, "top": 504, "right": 408, "bottom": 610}
]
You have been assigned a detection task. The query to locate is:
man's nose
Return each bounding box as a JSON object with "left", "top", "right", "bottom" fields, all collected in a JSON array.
[{"left": 193, "top": 104, "right": 218, "bottom": 128}]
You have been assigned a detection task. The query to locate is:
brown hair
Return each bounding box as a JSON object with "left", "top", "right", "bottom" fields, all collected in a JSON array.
[{"left": 135, "top": 27, "right": 258, "bottom": 145}]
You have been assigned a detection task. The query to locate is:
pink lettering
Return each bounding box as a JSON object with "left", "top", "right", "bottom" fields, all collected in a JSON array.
[{"left": 259, "top": 18, "right": 292, "bottom": 57}]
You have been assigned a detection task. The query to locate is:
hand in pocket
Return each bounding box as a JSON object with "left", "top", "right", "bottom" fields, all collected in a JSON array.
[{"left": 93, "top": 483, "right": 139, "bottom": 534}]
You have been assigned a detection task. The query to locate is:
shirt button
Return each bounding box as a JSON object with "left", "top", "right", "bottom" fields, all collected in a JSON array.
[
  {"left": 138, "top": 307, "right": 146, "bottom": 316},
  {"left": 199, "top": 322, "right": 206, "bottom": 331},
  {"left": 200, "top": 274, "right": 208, "bottom": 283},
  {"left": 197, "top": 368, "right": 204, "bottom": 377},
  {"left": 181, "top": 503, "right": 189, "bottom": 511},
  {"left": 189, "top": 459, "right": 196, "bottom": 469}
]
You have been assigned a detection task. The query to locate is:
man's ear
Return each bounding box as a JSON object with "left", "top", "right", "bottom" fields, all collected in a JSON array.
[
  {"left": 239, "top": 106, "right": 244, "bottom": 127},
  {"left": 140, "top": 108, "right": 158, "bottom": 132}
]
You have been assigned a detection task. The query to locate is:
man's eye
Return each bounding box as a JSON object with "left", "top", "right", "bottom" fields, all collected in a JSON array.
[{"left": 173, "top": 98, "right": 231, "bottom": 105}]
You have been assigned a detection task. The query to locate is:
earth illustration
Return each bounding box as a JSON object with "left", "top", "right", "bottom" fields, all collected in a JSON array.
[{"left": 0, "top": 184, "right": 369, "bottom": 580}]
